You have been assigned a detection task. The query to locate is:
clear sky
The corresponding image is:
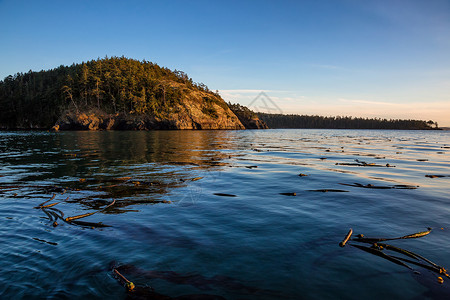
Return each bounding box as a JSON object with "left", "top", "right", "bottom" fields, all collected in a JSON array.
[{"left": 1, "top": 0, "right": 449, "bottom": 126}]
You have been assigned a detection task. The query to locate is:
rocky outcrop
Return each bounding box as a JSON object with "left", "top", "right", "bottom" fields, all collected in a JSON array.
[
  {"left": 55, "top": 102, "right": 245, "bottom": 131},
  {"left": 53, "top": 85, "right": 250, "bottom": 130}
]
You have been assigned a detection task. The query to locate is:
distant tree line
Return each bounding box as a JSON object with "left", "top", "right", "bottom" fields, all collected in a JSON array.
[
  {"left": 257, "top": 113, "right": 437, "bottom": 130},
  {"left": 0, "top": 56, "right": 221, "bottom": 128}
]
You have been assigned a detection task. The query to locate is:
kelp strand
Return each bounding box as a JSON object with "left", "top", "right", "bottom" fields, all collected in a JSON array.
[{"left": 350, "top": 244, "right": 414, "bottom": 270}]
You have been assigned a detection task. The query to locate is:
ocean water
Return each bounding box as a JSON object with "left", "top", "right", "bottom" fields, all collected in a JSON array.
[{"left": 0, "top": 129, "right": 449, "bottom": 299}]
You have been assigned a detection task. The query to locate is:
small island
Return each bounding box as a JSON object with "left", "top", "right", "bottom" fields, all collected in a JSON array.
[{"left": 0, "top": 57, "right": 260, "bottom": 130}]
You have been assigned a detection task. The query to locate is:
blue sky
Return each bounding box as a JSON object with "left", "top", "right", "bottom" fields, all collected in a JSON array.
[{"left": 1, "top": 0, "right": 449, "bottom": 125}]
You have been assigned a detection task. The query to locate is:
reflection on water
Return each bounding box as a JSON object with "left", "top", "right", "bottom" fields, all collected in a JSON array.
[
  {"left": 1, "top": 131, "right": 236, "bottom": 211},
  {"left": 0, "top": 129, "right": 449, "bottom": 299}
]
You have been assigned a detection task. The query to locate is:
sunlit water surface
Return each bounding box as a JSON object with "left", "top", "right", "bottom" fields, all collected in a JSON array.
[{"left": 0, "top": 129, "right": 449, "bottom": 299}]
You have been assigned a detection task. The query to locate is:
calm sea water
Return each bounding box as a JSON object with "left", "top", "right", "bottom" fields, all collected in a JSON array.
[{"left": 0, "top": 129, "right": 449, "bottom": 299}]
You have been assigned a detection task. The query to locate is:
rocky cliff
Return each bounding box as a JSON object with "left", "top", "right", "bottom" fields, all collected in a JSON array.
[{"left": 54, "top": 100, "right": 244, "bottom": 131}]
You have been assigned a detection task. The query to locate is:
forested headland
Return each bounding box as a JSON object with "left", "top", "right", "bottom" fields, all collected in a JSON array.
[
  {"left": 0, "top": 57, "right": 248, "bottom": 130},
  {"left": 257, "top": 113, "right": 438, "bottom": 130}
]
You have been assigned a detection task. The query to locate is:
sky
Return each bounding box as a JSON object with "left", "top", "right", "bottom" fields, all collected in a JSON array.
[{"left": 1, "top": 0, "right": 449, "bottom": 126}]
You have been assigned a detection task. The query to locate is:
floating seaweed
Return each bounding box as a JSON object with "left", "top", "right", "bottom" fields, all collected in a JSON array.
[
  {"left": 350, "top": 244, "right": 414, "bottom": 270},
  {"left": 280, "top": 192, "right": 296, "bottom": 196},
  {"left": 111, "top": 266, "right": 227, "bottom": 299},
  {"left": 65, "top": 200, "right": 116, "bottom": 222},
  {"left": 375, "top": 243, "right": 445, "bottom": 273},
  {"left": 339, "top": 228, "right": 353, "bottom": 247},
  {"left": 350, "top": 244, "right": 415, "bottom": 271},
  {"left": 41, "top": 208, "right": 54, "bottom": 222},
  {"left": 352, "top": 228, "right": 432, "bottom": 243},
  {"left": 340, "top": 227, "right": 449, "bottom": 283},
  {"left": 34, "top": 195, "right": 69, "bottom": 209},
  {"left": 308, "top": 189, "right": 349, "bottom": 193},
  {"left": 213, "top": 193, "right": 237, "bottom": 197},
  {"left": 169, "top": 161, "right": 200, "bottom": 166},
  {"left": 70, "top": 220, "right": 111, "bottom": 228},
  {"left": 110, "top": 262, "right": 277, "bottom": 298},
  {"left": 335, "top": 159, "right": 395, "bottom": 168},
  {"left": 34, "top": 195, "right": 115, "bottom": 228},
  {"left": 37, "top": 194, "right": 56, "bottom": 206},
  {"left": 190, "top": 177, "right": 204, "bottom": 181},
  {"left": 0, "top": 185, "right": 20, "bottom": 192},
  {"left": 339, "top": 183, "right": 418, "bottom": 189},
  {"left": 32, "top": 237, "right": 58, "bottom": 246},
  {"left": 47, "top": 207, "right": 64, "bottom": 218},
  {"left": 425, "top": 175, "right": 449, "bottom": 178},
  {"left": 113, "top": 177, "right": 133, "bottom": 182}
]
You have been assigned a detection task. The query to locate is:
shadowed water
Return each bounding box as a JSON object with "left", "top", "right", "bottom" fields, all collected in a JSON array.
[{"left": 0, "top": 129, "right": 449, "bottom": 299}]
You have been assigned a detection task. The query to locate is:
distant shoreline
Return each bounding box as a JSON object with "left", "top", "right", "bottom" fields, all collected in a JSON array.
[
  {"left": 0, "top": 127, "right": 444, "bottom": 132},
  {"left": 256, "top": 112, "right": 439, "bottom": 131}
]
